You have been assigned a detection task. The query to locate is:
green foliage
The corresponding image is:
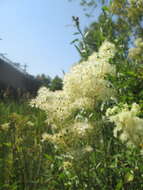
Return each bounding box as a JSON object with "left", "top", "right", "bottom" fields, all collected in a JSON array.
[
  {"left": 0, "top": 1, "right": 143, "bottom": 189},
  {"left": 36, "top": 74, "right": 63, "bottom": 91},
  {"left": 50, "top": 75, "right": 63, "bottom": 91},
  {"left": 36, "top": 74, "right": 52, "bottom": 89}
]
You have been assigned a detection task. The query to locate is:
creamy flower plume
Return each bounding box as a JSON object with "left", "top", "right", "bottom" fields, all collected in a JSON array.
[
  {"left": 63, "top": 41, "right": 116, "bottom": 106},
  {"left": 106, "top": 103, "right": 143, "bottom": 149}
]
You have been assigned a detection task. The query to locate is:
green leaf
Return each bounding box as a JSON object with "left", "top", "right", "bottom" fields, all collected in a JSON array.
[
  {"left": 102, "top": 6, "right": 109, "bottom": 12},
  {"left": 74, "top": 45, "right": 82, "bottom": 56},
  {"left": 115, "top": 180, "right": 123, "bottom": 190},
  {"left": 70, "top": 39, "right": 79, "bottom": 44},
  {"left": 124, "top": 171, "right": 134, "bottom": 183},
  {"left": 45, "top": 154, "right": 53, "bottom": 161},
  {"left": 73, "top": 32, "right": 80, "bottom": 35},
  {"left": 3, "top": 142, "right": 12, "bottom": 147}
]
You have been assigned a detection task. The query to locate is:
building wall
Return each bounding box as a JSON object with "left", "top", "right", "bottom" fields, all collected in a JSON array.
[
  {"left": 0, "top": 58, "right": 41, "bottom": 97},
  {"left": 0, "top": 58, "right": 27, "bottom": 89}
]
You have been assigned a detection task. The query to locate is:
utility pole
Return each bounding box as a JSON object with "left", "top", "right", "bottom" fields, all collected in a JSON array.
[{"left": 23, "top": 64, "right": 28, "bottom": 72}]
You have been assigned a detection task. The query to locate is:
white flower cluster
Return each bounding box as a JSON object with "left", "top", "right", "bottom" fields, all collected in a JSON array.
[
  {"left": 128, "top": 38, "right": 143, "bottom": 60},
  {"left": 106, "top": 103, "right": 143, "bottom": 149},
  {"left": 72, "top": 122, "right": 93, "bottom": 136},
  {"left": 30, "top": 40, "right": 116, "bottom": 134},
  {"left": 0, "top": 122, "right": 10, "bottom": 130},
  {"left": 63, "top": 40, "right": 116, "bottom": 109},
  {"left": 98, "top": 41, "right": 116, "bottom": 62},
  {"left": 41, "top": 121, "right": 92, "bottom": 146},
  {"left": 30, "top": 89, "right": 71, "bottom": 124}
]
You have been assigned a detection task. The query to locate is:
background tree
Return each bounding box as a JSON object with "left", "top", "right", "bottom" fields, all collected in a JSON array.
[
  {"left": 50, "top": 75, "right": 63, "bottom": 91},
  {"left": 36, "top": 74, "right": 63, "bottom": 91},
  {"left": 71, "top": 0, "right": 143, "bottom": 60},
  {"left": 36, "top": 74, "right": 52, "bottom": 88}
]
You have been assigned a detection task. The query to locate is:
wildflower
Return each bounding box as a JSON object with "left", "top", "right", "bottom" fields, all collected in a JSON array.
[
  {"left": 1, "top": 123, "right": 10, "bottom": 130},
  {"left": 99, "top": 40, "right": 116, "bottom": 62},
  {"left": 41, "top": 133, "right": 52, "bottom": 142},
  {"left": 106, "top": 106, "right": 119, "bottom": 117},
  {"left": 62, "top": 161, "right": 72, "bottom": 170},
  {"left": 106, "top": 103, "right": 143, "bottom": 148},
  {"left": 83, "top": 145, "right": 93, "bottom": 153},
  {"left": 27, "top": 121, "right": 34, "bottom": 127},
  {"left": 72, "top": 122, "right": 93, "bottom": 136}
]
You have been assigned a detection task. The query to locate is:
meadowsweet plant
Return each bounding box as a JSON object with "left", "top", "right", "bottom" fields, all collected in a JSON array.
[
  {"left": 29, "top": 13, "right": 143, "bottom": 188},
  {"left": 30, "top": 40, "right": 116, "bottom": 152}
]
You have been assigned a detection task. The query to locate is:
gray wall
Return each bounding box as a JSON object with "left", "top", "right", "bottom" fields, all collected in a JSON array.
[{"left": 0, "top": 58, "right": 27, "bottom": 89}]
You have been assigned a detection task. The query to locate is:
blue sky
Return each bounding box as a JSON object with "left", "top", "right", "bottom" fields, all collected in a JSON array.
[{"left": 0, "top": 0, "right": 100, "bottom": 77}]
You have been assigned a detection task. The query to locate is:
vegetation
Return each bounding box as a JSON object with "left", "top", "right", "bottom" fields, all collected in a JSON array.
[
  {"left": 36, "top": 74, "right": 63, "bottom": 91},
  {"left": 0, "top": 0, "right": 143, "bottom": 189}
]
